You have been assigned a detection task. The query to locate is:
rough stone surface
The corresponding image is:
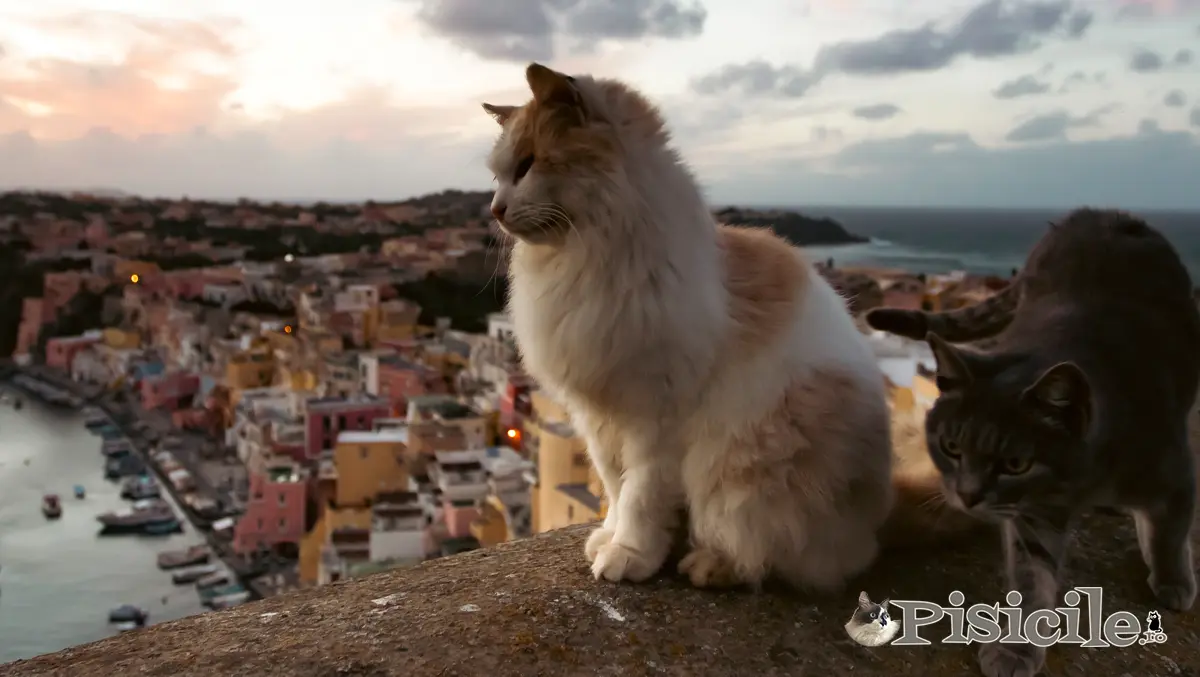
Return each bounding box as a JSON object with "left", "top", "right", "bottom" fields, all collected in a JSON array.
[{"left": 4, "top": 521, "right": 1200, "bottom": 677}]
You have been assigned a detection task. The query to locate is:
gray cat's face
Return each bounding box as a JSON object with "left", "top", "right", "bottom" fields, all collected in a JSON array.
[
  {"left": 923, "top": 335, "right": 1091, "bottom": 518},
  {"left": 853, "top": 592, "right": 891, "bottom": 627}
]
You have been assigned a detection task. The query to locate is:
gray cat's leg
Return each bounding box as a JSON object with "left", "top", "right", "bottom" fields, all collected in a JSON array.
[
  {"left": 978, "top": 510, "right": 1072, "bottom": 677},
  {"left": 1133, "top": 481, "right": 1196, "bottom": 611}
]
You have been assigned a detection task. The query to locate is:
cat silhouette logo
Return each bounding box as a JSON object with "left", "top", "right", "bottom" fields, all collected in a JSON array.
[
  {"left": 1138, "top": 610, "right": 1167, "bottom": 645},
  {"left": 845, "top": 591, "right": 900, "bottom": 647}
]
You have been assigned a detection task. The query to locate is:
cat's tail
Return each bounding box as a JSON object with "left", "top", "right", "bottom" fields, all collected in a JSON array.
[
  {"left": 878, "top": 470, "right": 987, "bottom": 548},
  {"left": 865, "top": 281, "right": 1021, "bottom": 343}
]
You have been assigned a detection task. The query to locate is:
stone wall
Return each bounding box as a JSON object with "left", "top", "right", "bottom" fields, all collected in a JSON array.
[{"left": 2, "top": 523, "right": 1199, "bottom": 676}]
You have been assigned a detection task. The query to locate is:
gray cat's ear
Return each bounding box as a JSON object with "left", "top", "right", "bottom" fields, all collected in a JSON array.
[
  {"left": 482, "top": 103, "right": 517, "bottom": 126},
  {"left": 879, "top": 598, "right": 890, "bottom": 608},
  {"left": 1021, "top": 361, "right": 1091, "bottom": 436},
  {"left": 858, "top": 591, "right": 872, "bottom": 608},
  {"left": 926, "top": 332, "right": 972, "bottom": 391}
]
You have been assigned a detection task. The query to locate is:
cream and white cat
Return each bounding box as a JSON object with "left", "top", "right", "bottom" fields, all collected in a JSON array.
[{"left": 482, "top": 63, "right": 972, "bottom": 590}]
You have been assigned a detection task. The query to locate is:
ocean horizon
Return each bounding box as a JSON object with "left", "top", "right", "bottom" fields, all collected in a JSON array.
[{"left": 773, "top": 206, "right": 1200, "bottom": 279}]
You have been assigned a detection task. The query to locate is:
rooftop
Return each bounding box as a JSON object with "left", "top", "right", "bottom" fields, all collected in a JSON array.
[
  {"left": 8, "top": 522, "right": 1190, "bottom": 676},
  {"left": 337, "top": 428, "right": 409, "bottom": 445}
]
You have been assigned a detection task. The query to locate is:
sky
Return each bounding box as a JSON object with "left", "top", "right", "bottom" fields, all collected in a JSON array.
[{"left": 1, "top": 0, "right": 1199, "bottom": 209}]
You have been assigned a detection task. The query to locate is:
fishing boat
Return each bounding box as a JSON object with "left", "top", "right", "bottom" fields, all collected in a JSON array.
[
  {"left": 101, "top": 440, "right": 133, "bottom": 458},
  {"left": 97, "top": 499, "right": 176, "bottom": 534},
  {"left": 105, "top": 454, "right": 146, "bottom": 480},
  {"left": 157, "top": 544, "right": 211, "bottom": 570},
  {"left": 171, "top": 563, "right": 221, "bottom": 584},
  {"left": 195, "top": 570, "right": 232, "bottom": 591},
  {"left": 73, "top": 485, "right": 86, "bottom": 499},
  {"left": 209, "top": 589, "right": 251, "bottom": 609},
  {"left": 199, "top": 583, "right": 245, "bottom": 605},
  {"left": 108, "top": 604, "right": 148, "bottom": 626},
  {"left": 120, "top": 475, "right": 161, "bottom": 500},
  {"left": 141, "top": 518, "right": 183, "bottom": 536},
  {"left": 84, "top": 412, "right": 110, "bottom": 430},
  {"left": 42, "top": 494, "right": 62, "bottom": 519}
]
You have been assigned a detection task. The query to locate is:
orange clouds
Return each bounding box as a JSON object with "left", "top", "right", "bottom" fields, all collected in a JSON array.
[{"left": 0, "top": 13, "right": 241, "bottom": 139}]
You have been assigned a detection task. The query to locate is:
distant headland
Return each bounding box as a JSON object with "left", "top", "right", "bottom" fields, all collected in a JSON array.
[{"left": 713, "top": 207, "right": 869, "bottom": 247}]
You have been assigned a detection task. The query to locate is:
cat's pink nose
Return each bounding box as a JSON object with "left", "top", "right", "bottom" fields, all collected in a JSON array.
[{"left": 491, "top": 204, "right": 507, "bottom": 221}]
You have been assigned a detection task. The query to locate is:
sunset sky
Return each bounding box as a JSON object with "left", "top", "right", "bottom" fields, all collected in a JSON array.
[{"left": 1, "top": 0, "right": 1198, "bottom": 208}]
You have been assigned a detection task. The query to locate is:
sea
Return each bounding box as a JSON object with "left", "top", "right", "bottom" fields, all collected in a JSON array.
[
  {"left": 0, "top": 392, "right": 206, "bottom": 664},
  {"left": 791, "top": 206, "right": 1200, "bottom": 279},
  {"left": 3, "top": 206, "right": 1200, "bottom": 664}
]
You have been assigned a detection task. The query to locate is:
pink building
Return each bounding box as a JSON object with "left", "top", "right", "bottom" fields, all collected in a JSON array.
[
  {"left": 234, "top": 462, "right": 308, "bottom": 556},
  {"left": 84, "top": 219, "right": 111, "bottom": 248},
  {"left": 303, "top": 395, "right": 391, "bottom": 460},
  {"left": 163, "top": 270, "right": 211, "bottom": 300},
  {"left": 45, "top": 335, "right": 101, "bottom": 371},
  {"left": 377, "top": 356, "right": 430, "bottom": 413},
  {"left": 15, "top": 297, "right": 46, "bottom": 358},
  {"left": 140, "top": 371, "right": 202, "bottom": 410},
  {"left": 442, "top": 500, "right": 481, "bottom": 539}
]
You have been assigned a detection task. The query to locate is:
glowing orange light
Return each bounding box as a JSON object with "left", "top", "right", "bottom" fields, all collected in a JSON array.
[
  {"left": 129, "top": 274, "right": 139, "bottom": 284},
  {"left": 506, "top": 429, "right": 518, "bottom": 439},
  {"left": 284, "top": 325, "right": 293, "bottom": 334}
]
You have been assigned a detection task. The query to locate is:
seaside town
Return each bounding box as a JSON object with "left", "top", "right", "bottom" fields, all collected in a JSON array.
[{"left": 0, "top": 189, "right": 1010, "bottom": 628}]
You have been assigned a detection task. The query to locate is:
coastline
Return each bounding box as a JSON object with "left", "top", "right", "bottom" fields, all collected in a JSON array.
[{"left": 0, "top": 366, "right": 264, "bottom": 607}]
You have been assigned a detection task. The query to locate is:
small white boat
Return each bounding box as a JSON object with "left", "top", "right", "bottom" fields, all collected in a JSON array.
[
  {"left": 171, "top": 563, "right": 221, "bottom": 585},
  {"left": 209, "top": 590, "right": 251, "bottom": 609},
  {"left": 195, "top": 570, "right": 232, "bottom": 590}
]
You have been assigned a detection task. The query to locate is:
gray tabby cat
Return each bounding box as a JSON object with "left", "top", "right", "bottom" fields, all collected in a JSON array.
[{"left": 866, "top": 208, "right": 1200, "bottom": 677}]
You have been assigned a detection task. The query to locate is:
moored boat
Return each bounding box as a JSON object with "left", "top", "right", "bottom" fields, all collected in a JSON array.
[
  {"left": 108, "top": 604, "right": 148, "bottom": 626},
  {"left": 199, "top": 583, "right": 245, "bottom": 605},
  {"left": 42, "top": 494, "right": 62, "bottom": 519},
  {"left": 74, "top": 485, "right": 86, "bottom": 499},
  {"left": 97, "top": 499, "right": 176, "bottom": 534},
  {"left": 208, "top": 589, "right": 251, "bottom": 609},
  {"left": 141, "top": 518, "right": 183, "bottom": 535},
  {"left": 157, "top": 544, "right": 211, "bottom": 569},
  {"left": 171, "top": 563, "right": 221, "bottom": 584},
  {"left": 195, "top": 570, "right": 232, "bottom": 591},
  {"left": 121, "top": 475, "right": 161, "bottom": 500}
]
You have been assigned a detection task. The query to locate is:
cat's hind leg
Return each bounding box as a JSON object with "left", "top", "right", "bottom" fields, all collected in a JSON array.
[{"left": 1132, "top": 479, "right": 1197, "bottom": 611}]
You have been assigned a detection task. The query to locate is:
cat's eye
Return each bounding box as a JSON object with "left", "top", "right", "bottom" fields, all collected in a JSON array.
[
  {"left": 940, "top": 438, "right": 961, "bottom": 458},
  {"left": 870, "top": 611, "right": 877, "bottom": 618},
  {"left": 514, "top": 155, "right": 534, "bottom": 181},
  {"left": 1002, "top": 456, "right": 1033, "bottom": 475}
]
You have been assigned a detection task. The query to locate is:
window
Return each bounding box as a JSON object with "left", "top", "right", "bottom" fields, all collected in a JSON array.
[
  {"left": 360, "top": 446, "right": 370, "bottom": 460},
  {"left": 257, "top": 518, "right": 264, "bottom": 530},
  {"left": 277, "top": 492, "right": 286, "bottom": 507},
  {"left": 567, "top": 505, "right": 574, "bottom": 520},
  {"left": 278, "top": 517, "right": 287, "bottom": 531}
]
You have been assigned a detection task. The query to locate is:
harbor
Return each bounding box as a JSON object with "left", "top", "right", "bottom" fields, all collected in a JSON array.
[
  {"left": 0, "top": 371, "right": 261, "bottom": 662},
  {"left": 0, "top": 390, "right": 207, "bottom": 663}
]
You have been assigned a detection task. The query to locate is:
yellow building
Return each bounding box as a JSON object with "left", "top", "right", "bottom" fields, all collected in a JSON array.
[
  {"left": 527, "top": 391, "right": 605, "bottom": 533},
  {"left": 102, "top": 327, "right": 140, "bottom": 350},
  {"left": 225, "top": 350, "right": 276, "bottom": 391},
  {"left": 332, "top": 429, "right": 411, "bottom": 507},
  {"left": 299, "top": 505, "right": 372, "bottom": 585}
]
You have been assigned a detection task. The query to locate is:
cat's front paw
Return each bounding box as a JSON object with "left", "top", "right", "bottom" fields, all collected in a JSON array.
[
  {"left": 584, "top": 527, "right": 614, "bottom": 564},
  {"left": 591, "top": 542, "right": 664, "bottom": 583},
  {"left": 1149, "top": 574, "right": 1197, "bottom": 611},
  {"left": 978, "top": 641, "right": 1044, "bottom": 677},
  {"left": 678, "top": 548, "right": 741, "bottom": 588}
]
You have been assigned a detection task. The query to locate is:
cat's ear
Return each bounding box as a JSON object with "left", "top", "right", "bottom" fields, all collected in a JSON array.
[
  {"left": 926, "top": 332, "right": 972, "bottom": 392},
  {"left": 1021, "top": 361, "right": 1091, "bottom": 436},
  {"left": 879, "top": 598, "right": 890, "bottom": 608},
  {"left": 481, "top": 103, "right": 517, "bottom": 126},
  {"left": 857, "top": 591, "right": 872, "bottom": 608},
  {"left": 526, "top": 63, "right": 584, "bottom": 111}
]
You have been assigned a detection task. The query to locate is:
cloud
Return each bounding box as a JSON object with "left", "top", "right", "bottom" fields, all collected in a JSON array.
[
  {"left": 1165, "top": 89, "right": 1187, "bottom": 107},
  {"left": 1059, "top": 69, "right": 1105, "bottom": 91},
  {"left": 851, "top": 103, "right": 901, "bottom": 120},
  {"left": 1003, "top": 106, "right": 1113, "bottom": 142},
  {"left": 1129, "top": 48, "right": 1164, "bottom": 72},
  {"left": 1175, "top": 48, "right": 1195, "bottom": 65},
  {"left": 691, "top": 0, "right": 1092, "bottom": 98},
  {"left": 716, "top": 126, "right": 1200, "bottom": 210},
  {"left": 0, "top": 15, "right": 240, "bottom": 140},
  {"left": 994, "top": 74, "right": 1052, "bottom": 98},
  {"left": 411, "top": 0, "right": 707, "bottom": 61},
  {"left": 1191, "top": 107, "right": 1200, "bottom": 127}
]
